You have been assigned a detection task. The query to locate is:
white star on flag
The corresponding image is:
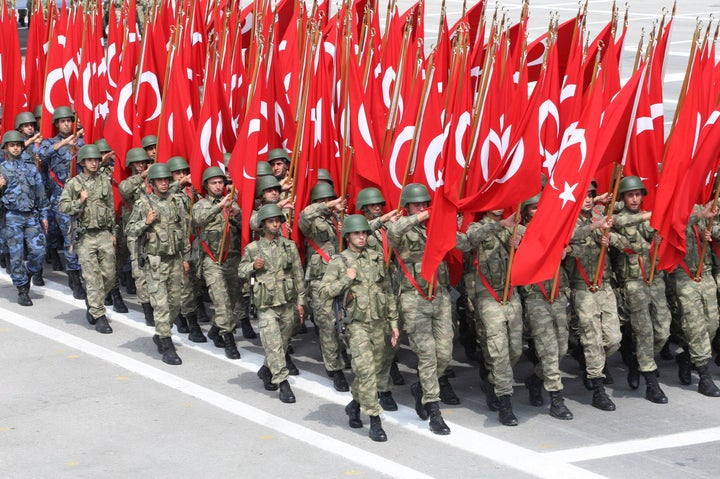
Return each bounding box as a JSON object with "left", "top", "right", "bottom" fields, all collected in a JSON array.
[{"left": 558, "top": 182, "right": 578, "bottom": 209}]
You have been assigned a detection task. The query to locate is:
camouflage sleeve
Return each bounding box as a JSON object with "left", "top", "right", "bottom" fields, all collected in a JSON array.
[
  {"left": 118, "top": 175, "right": 144, "bottom": 202},
  {"left": 37, "top": 139, "right": 56, "bottom": 162},
  {"left": 124, "top": 197, "right": 150, "bottom": 240},
  {"left": 249, "top": 209, "right": 260, "bottom": 231},
  {"left": 465, "top": 220, "right": 504, "bottom": 248},
  {"left": 58, "top": 178, "right": 83, "bottom": 216},
  {"left": 35, "top": 169, "right": 50, "bottom": 221},
  {"left": 386, "top": 214, "right": 420, "bottom": 246},
  {"left": 609, "top": 232, "right": 631, "bottom": 251},
  {"left": 237, "top": 242, "right": 258, "bottom": 280},
  {"left": 191, "top": 199, "right": 222, "bottom": 230},
  {"left": 317, "top": 257, "right": 352, "bottom": 301},
  {"left": 569, "top": 218, "right": 594, "bottom": 244},
  {"left": 613, "top": 210, "right": 646, "bottom": 228},
  {"left": 291, "top": 245, "right": 306, "bottom": 306},
  {"left": 298, "top": 202, "right": 330, "bottom": 236},
  {"left": 368, "top": 217, "right": 383, "bottom": 232}
]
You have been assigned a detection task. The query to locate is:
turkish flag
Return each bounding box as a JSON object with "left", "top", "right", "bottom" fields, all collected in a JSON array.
[
  {"left": 0, "top": 2, "right": 27, "bottom": 136},
  {"left": 24, "top": 0, "right": 48, "bottom": 112}
]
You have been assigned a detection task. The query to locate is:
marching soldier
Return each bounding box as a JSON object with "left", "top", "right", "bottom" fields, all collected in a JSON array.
[
  {"left": 267, "top": 148, "right": 290, "bottom": 184},
  {"left": 386, "top": 183, "right": 453, "bottom": 435},
  {"left": 125, "top": 163, "right": 190, "bottom": 365},
  {"left": 0, "top": 130, "right": 49, "bottom": 306},
  {"left": 239, "top": 204, "right": 305, "bottom": 402},
  {"left": 141, "top": 135, "right": 157, "bottom": 162},
  {"left": 58, "top": 145, "right": 116, "bottom": 334},
  {"left": 320, "top": 214, "right": 399, "bottom": 441},
  {"left": 191, "top": 167, "right": 243, "bottom": 360}
]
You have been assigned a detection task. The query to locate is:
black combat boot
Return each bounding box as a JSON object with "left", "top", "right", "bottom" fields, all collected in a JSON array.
[
  {"left": 48, "top": 248, "right": 64, "bottom": 271},
  {"left": 591, "top": 378, "right": 616, "bottom": 411},
  {"left": 67, "top": 270, "right": 87, "bottom": 299},
  {"left": 627, "top": 355, "right": 640, "bottom": 390},
  {"left": 32, "top": 269, "right": 45, "bottom": 286},
  {"left": 196, "top": 299, "right": 211, "bottom": 323},
  {"left": 643, "top": 371, "right": 668, "bottom": 403},
  {"left": 368, "top": 416, "right": 387, "bottom": 442},
  {"left": 94, "top": 315, "right": 113, "bottom": 334},
  {"left": 696, "top": 364, "right": 720, "bottom": 397},
  {"left": 185, "top": 313, "right": 207, "bottom": 343},
  {"left": 332, "top": 370, "right": 349, "bottom": 392},
  {"left": 104, "top": 292, "right": 113, "bottom": 306},
  {"left": 345, "top": 400, "right": 363, "bottom": 428},
  {"left": 257, "top": 365, "right": 278, "bottom": 391},
  {"left": 548, "top": 391, "right": 573, "bottom": 420},
  {"left": 240, "top": 317, "right": 257, "bottom": 339},
  {"left": 174, "top": 314, "right": 189, "bottom": 333},
  {"left": 439, "top": 375, "right": 460, "bottom": 405},
  {"left": 426, "top": 402, "right": 451, "bottom": 435},
  {"left": 125, "top": 272, "right": 136, "bottom": 294},
  {"left": 221, "top": 332, "right": 241, "bottom": 359},
  {"left": 660, "top": 340, "right": 674, "bottom": 360},
  {"left": 208, "top": 325, "right": 225, "bottom": 348},
  {"left": 111, "top": 288, "right": 128, "bottom": 313},
  {"left": 153, "top": 335, "right": 182, "bottom": 365},
  {"left": 602, "top": 365, "right": 614, "bottom": 385},
  {"left": 497, "top": 395, "right": 518, "bottom": 426},
  {"left": 389, "top": 358, "right": 405, "bottom": 385},
  {"left": 4, "top": 253, "right": 11, "bottom": 274},
  {"left": 378, "top": 391, "right": 398, "bottom": 411},
  {"left": 285, "top": 353, "right": 299, "bottom": 375},
  {"left": 676, "top": 350, "right": 692, "bottom": 385},
  {"left": 524, "top": 373, "right": 544, "bottom": 407},
  {"left": 17, "top": 284, "right": 32, "bottom": 306},
  {"left": 278, "top": 380, "right": 296, "bottom": 403},
  {"left": 410, "top": 381, "right": 429, "bottom": 420},
  {"left": 0, "top": 252, "right": 6, "bottom": 269},
  {"left": 481, "top": 380, "right": 501, "bottom": 411},
  {"left": 141, "top": 303, "right": 155, "bottom": 327},
  {"left": 341, "top": 349, "right": 352, "bottom": 370}
]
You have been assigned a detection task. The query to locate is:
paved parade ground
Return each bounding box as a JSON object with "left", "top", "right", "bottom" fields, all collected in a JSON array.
[{"left": 2, "top": 1, "right": 720, "bottom": 478}]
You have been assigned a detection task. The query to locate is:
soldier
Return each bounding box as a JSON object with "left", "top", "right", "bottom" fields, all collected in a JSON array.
[
  {"left": 355, "top": 187, "right": 404, "bottom": 410},
  {"left": 299, "top": 183, "right": 350, "bottom": 392},
  {"left": 319, "top": 215, "right": 400, "bottom": 441},
  {"left": 58, "top": 145, "right": 116, "bottom": 334},
  {"left": 267, "top": 148, "right": 290, "bottom": 183},
  {"left": 250, "top": 176, "right": 294, "bottom": 236},
  {"left": 461, "top": 208, "right": 524, "bottom": 425},
  {"left": 37, "top": 105, "right": 86, "bottom": 300},
  {"left": 517, "top": 194, "right": 574, "bottom": 420},
  {"left": 125, "top": 163, "right": 190, "bottom": 365},
  {"left": 669, "top": 204, "right": 720, "bottom": 397},
  {"left": 239, "top": 204, "right": 305, "bottom": 402},
  {"left": 141, "top": 135, "right": 157, "bottom": 162},
  {"left": 611, "top": 176, "right": 671, "bottom": 403},
  {"left": 191, "top": 166, "right": 243, "bottom": 360},
  {"left": 0, "top": 130, "right": 49, "bottom": 306},
  {"left": 386, "top": 183, "right": 453, "bottom": 435},
  {"left": 167, "top": 156, "right": 206, "bottom": 343},
  {"left": 565, "top": 185, "right": 622, "bottom": 411},
  {"left": 119, "top": 147, "right": 155, "bottom": 325}
]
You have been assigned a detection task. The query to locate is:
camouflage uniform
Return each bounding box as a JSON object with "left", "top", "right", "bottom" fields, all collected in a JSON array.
[
  {"left": 386, "top": 215, "right": 453, "bottom": 405},
  {"left": 239, "top": 236, "right": 305, "bottom": 384},
  {"left": 612, "top": 208, "right": 671, "bottom": 373},
  {"left": 299, "top": 202, "right": 345, "bottom": 372},
  {"left": 125, "top": 191, "right": 190, "bottom": 338},
  {"left": 319, "top": 248, "right": 398, "bottom": 417},
  {"left": 119, "top": 174, "right": 152, "bottom": 302},
  {"left": 462, "top": 217, "right": 524, "bottom": 397},
  {"left": 171, "top": 183, "right": 202, "bottom": 318},
  {"left": 0, "top": 155, "right": 48, "bottom": 287}
]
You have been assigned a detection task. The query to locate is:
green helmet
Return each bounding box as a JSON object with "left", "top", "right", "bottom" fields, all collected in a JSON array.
[
  {"left": 356, "top": 187, "right": 386, "bottom": 210},
  {"left": 202, "top": 166, "right": 226, "bottom": 185},
  {"left": 521, "top": 193, "right": 541, "bottom": 210},
  {"left": 77, "top": 145, "right": 102, "bottom": 162},
  {"left": 33, "top": 104, "right": 43, "bottom": 120},
  {"left": 2, "top": 130, "right": 25, "bottom": 149},
  {"left": 267, "top": 147, "right": 290, "bottom": 164},
  {"left": 255, "top": 175, "right": 281, "bottom": 198},
  {"left": 256, "top": 161, "right": 273, "bottom": 176},
  {"left": 341, "top": 214, "right": 371, "bottom": 236},
  {"left": 14, "top": 111, "right": 36, "bottom": 129},
  {"left": 52, "top": 106, "right": 75, "bottom": 122},
  {"left": 310, "top": 183, "right": 337, "bottom": 202},
  {"left": 147, "top": 163, "right": 172, "bottom": 181},
  {"left": 257, "top": 204, "right": 286, "bottom": 224},
  {"left": 94, "top": 138, "right": 112, "bottom": 153},
  {"left": 141, "top": 135, "right": 158, "bottom": 149},
  {"left": 318, "top": 168, "right": 333, "bottom": 184},
  {"left": 588, "top": 179, "right": 598, "bottom": 195},
  {"left": 125, "top": 147, "right": 151, "bottom": 167},
  {"left": 166, "top": 156, "right": 190, "bottom": 172},
  {"left": 618, "top": 176, "right": 647, "bottom": 196},
  {"left": 400, "top": 183, "right": 431, "bottom": 207}
]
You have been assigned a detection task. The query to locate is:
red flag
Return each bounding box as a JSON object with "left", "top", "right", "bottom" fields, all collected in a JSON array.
[
  {"left": 0, "top": 2, "right": 27, "bottom": 136},
  {"left": 24, "top": 0, "right": 48, "bottom": 111}
]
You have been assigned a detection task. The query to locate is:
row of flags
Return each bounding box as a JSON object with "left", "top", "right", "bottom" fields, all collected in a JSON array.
[{"left": 1, "top": 0, "right": 719, "bottom": 285}]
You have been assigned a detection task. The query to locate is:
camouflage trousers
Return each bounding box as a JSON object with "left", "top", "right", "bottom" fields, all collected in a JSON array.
[
  {"left": 376, "top": 320, "right": 401, "bottom": 393},
  {"left": 348, "top": 318, "right": 388, "bottom": 417},
  {"left": 145, "top": 254, "right": 184, "bottom": 338},
  {"left": 49, "top": 205, "right": 80, "bottom": 271},
  {"left": 258, "top": 303, "right": 296, "bottom": 384},
  {"left": 621, "top": 278, "right": 671, "bottom": 372},
  {"left": 571, "top": 285, "right": 621, "bottom": 379},
  {"left": 77, "top": 230, "right": 116, "bottom": 319},
  {"left": 668, "top": 272, "right": 719, "bottom": 367},
  {"left": 476, "top": 292, "right": 523, "bottom": 397},
  {"left": 4, "top": 211, "right": 46, "bottom": 287},
  {"left": 309, "top": 279, "right": 345, "bottom": 372},
  {"left": 179, "top": 262, "right": 201, "bottom": 315},
  {"left": 128, "top": 237, "right": 150, "bottom": 303},
  {"left": 399, "top": 288, "right": 453, "bottom": 404},
  {"left": 522, "top": 293, "right": 569, "bottom": 392},
  {"left": 201, "top": 254, "right": 241, "bottom": 334}
]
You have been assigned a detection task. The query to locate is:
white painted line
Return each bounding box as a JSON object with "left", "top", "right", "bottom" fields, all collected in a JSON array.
[
  {"left": 543, "top": 427, "right": 720, "bottom": 463},
  {"left": 0, "top": 308, "right": 434, "bottom": 479}
]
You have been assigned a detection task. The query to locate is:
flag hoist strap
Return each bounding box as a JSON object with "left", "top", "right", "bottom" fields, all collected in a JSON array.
[
  {"left": 679, "top": 225, "right": 704, "bottom": 282},
  {"left": 623, "top": 241, "right": 654, "bottom": 283},
  {"left": 196, "top": 210, "right": 231, "bottom": 264},
  {"left": 394, "top": 248, "right": 436, "bottom": 301},
  {"left": 49, "top": 170, "right": 65, "bottom": 189},
  {"left": 473, "top": 254, "right": 511, "bottom": 303},
  {"left": 379, "top": 227, "right": 390, "bottom": 264},
  {"left": 574, "top": 255, "right": 604, "bottom": 291},
  {"left": 306, "top": 237, "right": 331, "bottom": 262}
]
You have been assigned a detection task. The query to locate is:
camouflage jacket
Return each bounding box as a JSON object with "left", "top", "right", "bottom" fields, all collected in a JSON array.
[
  {"left": 0, "top": 157, "right": 49, "bottom": 220},
  {"left": 191, "top": 194, "right": 241, "bottom": 257},
  {"left": 299, "top": 202, "right": 340, "bottom": 280},
  {"left": 612, "top": 207, "right": 656, "bottom": 284},
  {"left": 58, "top": 171, "right": 115, "bottom": 233},
  {"left": 462, "top": 217, "right": 524, "bottom": 294},
  {"left": 565, "top": 213, "right": 627, "bottom": 290},
  {"left": 672, "top": 208, "right": 712, "bottom": 276},
  {"left": 125, "top": 192, "right": 190, "bottom": 260}
]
